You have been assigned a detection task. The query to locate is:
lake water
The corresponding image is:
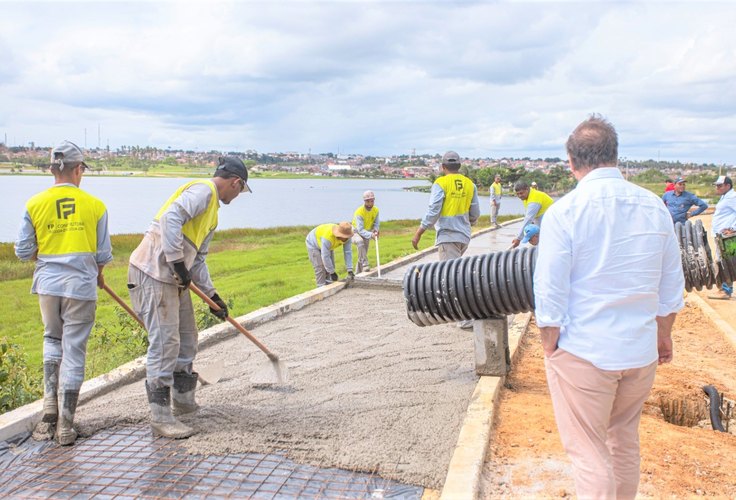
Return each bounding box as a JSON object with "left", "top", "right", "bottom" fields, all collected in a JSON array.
[{"left": 1, "top": 175, "right": 527, "bottom": 242}]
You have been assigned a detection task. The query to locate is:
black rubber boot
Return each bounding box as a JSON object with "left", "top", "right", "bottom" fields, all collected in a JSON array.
[{"left": 172, "top": 371, "right": 200, "bottom": 415}]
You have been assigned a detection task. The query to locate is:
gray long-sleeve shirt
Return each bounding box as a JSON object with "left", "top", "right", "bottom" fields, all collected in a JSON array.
[
  {"left": 305, "top": 228, "right": 353, "bottom": 274},
  {"left": 129, "top": 182, "right": 217, "bottom": 297},
  {"left": 15, "top": 183, "right": 113, "bottom": 301},
  {"left": 420, "top": 181, "right": 480, "bottom": 245}
]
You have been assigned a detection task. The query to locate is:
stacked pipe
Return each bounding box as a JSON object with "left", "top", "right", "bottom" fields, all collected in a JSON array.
[
  {"left": 403, "top": 246, "right": 536, "bottom": 327},
  {"left": 403, "top": 220, "right": 726, "bottom": 328},
  {"left": 674, "top": 220, "right": 718, "bottom": 292}
]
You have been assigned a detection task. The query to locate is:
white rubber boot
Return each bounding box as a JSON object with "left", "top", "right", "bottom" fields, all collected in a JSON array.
[
  {"left": 56, "top": 390, "right": 79, "bottom": 446},
  {"left": 146, "top": 381, "right": 195, "bottom": 439},
  {"left": 32, "top": 362, "right": 60, "bottom": 441}
]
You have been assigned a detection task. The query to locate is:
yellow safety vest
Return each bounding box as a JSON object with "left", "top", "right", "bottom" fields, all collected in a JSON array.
[
  {"left": 155, "top": 180, "right": 219, "bottom": 250},
  {"left": 524, "top": 188, "right": 554, "bottom": 217},
  {"left": 435, "top": 174, "right": 475, "bottom": 217},
  {"left": 315, "top": 223, "right": 345, "bottom": 250},
  {"left": 352, "top": 206, "right": 379, "bottom": 230},
  {"left": 26, "top": 185, "right": 106, "bottom": 256},
  {"left": 491, "top": 182, "right": 502, "bottom": 196}
]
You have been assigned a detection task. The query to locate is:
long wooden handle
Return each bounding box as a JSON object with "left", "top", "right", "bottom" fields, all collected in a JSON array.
[
  {"left": 188, "top": 283, "right": 277, "bottom": 360},
  {"left": 102, "top": 283, "right": 147, "bottom": 330}
]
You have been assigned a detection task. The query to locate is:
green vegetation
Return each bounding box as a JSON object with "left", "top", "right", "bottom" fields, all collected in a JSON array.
[{"left": 0, "top": 215, "right": 515, "bottom": 412}]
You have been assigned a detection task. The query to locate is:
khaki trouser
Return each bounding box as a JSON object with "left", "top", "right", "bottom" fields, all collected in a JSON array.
[
  {"left": 307, "top": 247, "right": 332, "bottom": 287},
  {"left": 437, "top": 241, "right": 468, "bottom": 261},
  {"left": 39, "top": 295, "right": 96, "bottom": 392},
  {"left": 128, "top": 266, "right": 198, "bottom": 389},
  {"left": 545, "top": 349, "right": 657, "bottom": 500},
  {"left": 491, "top": 200, "right": 500, "bottom": 225},
  {"left": 352, "top": 234, "right": 371, "bottom": 272}
]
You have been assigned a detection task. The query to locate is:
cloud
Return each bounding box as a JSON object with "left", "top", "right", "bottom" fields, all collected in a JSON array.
[{"left": 1, "top": 1, "right": 735, "bottom": 163}]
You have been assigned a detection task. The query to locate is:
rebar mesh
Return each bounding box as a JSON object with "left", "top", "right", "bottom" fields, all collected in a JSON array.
[{"left": 0, "top": 425, "right": 423, "bottom": 499}]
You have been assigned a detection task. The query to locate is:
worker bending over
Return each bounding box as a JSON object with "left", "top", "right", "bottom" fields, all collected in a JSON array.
[
  {"left": 306, "top": 222, "right": 355, "bottom": 287},
  {"left": 511, "top": 180, "right": 553, "bottom": 249}
]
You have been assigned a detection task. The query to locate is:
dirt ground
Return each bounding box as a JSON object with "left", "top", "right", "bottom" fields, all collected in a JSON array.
[{"left": 480, "top": 298, "right": 736, "bottom": 498}]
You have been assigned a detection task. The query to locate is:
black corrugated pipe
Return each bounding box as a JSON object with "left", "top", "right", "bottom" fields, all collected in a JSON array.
[
  {"left": 702, "top": 385, "right": 726, "bottom": 432},
  {"left": 403, "top": 246, "right": 536, "bottom": 327},
  {"left": 674, "top": 220, "right": 718, "bottom": 292}
]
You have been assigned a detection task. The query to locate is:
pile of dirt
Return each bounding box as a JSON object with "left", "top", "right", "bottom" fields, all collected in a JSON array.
[{"left": 481, "top": 301, "right": 736, "bottom": 497}]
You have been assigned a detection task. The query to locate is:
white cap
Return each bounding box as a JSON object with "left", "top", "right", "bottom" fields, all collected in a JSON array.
[{"left": 362, "top": 190, "right": 375, "bottom": 200}]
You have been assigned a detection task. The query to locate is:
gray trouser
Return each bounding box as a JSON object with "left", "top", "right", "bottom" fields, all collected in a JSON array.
[
  {"left": 39, "top": 294, "right": 96, "bottom": 392},
  {"left": 352, "top": 234, "right": 370, "bottom": 272},
  {"left": 438, "top": 241, "right": 469, "bottom": 261},
  {"left": 128, "top": 266, "right": 198, "bottom": 389},
  {"left": 491, "top": 200, "right": 500, "bottom": 225},
  {"left": 307, "top": 247, "right": 333, "bottom": 287}
]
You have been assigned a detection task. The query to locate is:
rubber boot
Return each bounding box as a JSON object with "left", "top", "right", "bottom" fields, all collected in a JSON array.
[
  {"left": 172, "top": 371, "right": 200, "bottom": 415},
  {"left": 146, "top": 381, "right": 195, "bottom": 439},
  {"left": 56, "top": 390, "right": 79, "bottom": 446},
  {"left": 32, "top": 362, "right": 60, "bottom": 441}
]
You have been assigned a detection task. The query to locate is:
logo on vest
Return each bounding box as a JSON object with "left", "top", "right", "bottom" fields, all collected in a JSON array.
[
  {"left": 454, "top": 179, "right": 464, "bottom": 191},
  {"left": 56, "top": 198, "right": 76, "bottom": 219}
]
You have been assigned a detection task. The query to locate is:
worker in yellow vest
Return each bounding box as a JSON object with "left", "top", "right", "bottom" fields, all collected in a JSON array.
[
  {"left": 15, "top": 141, "right": 113, "bottom": 446},
  {"left": 412, "top": 151, "right": 480, "bottom": 260},
  {"left": 128, "top": 156, "right": 251, "bottom": 439},
  {"left": 306, "top": 222, "right": 355, "bottom": 287},
  {"left": 490, "top": 174, "right": 503, "bottom": 228},
  {"left": 352, "top": 191, "right": 380, "bottom": 273},
  {"left": 511, "top": 180, "right": 554, "bottom": 249}
]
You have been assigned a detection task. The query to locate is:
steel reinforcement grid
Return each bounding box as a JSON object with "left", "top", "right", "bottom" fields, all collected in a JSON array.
[{"left": 0, "top": 425, "right": 423, "bottom": 499}]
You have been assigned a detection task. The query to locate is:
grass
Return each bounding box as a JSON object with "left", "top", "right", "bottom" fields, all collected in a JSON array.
[{"left": 0, "top": 214, "right": 515, "bottom": 398}]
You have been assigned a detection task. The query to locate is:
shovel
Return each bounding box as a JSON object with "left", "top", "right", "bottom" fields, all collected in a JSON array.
[
  {"left": 188, "top": 283, "right": 289, "bottom": 386},
  {"left": 102, "top": 283, "right": 223, "bottom": 385}
]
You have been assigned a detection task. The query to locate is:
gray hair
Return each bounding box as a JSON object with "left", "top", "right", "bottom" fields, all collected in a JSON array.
[
  {"left": 566, "top": 114, "right": 618, "bottom": 170},
  {"left": 514, "top": 180, "right": 529, "bottom": 191}
]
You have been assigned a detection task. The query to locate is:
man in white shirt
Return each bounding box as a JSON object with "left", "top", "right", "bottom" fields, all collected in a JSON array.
[
  {"left": 709, "top": 175, "right": 736, "bottom": 300},
  {"left": 533, "top": 115, "right": 684, "bottom": 499}
]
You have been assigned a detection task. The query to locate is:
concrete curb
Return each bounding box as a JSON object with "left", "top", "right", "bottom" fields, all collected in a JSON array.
[
  {"left": 440, "top": 312, "right": 532, "bottom": 500},
  {"left": 0, "top": 281, "right": 348, "bottom": 442}
]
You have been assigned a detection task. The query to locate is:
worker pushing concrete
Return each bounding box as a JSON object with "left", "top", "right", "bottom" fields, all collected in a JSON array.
[
  {"left": 352, "top": 191, "right": 380, "bottom": 273},
  {"left": 127, "top": 156, "right": 251, "bottom": 439},
  {"left": 306, "top": 222, "right": 355, "bottom": 287},
  {"left": 15, "top": 141, "right": 113, "bottom": 446}
]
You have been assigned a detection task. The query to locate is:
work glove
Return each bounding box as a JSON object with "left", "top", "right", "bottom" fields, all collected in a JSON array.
[
  {"left": 172, "top": 262, "right": 191, "bottom": 289},
  {"left": 209, "top": 293, "right": 228, "bottom": 320},
  {"left": 347, "top": 271, "right": 355, "bottom": 281},
  {"left": 330, "top": 272, "right": 339, "bottom": 282}
]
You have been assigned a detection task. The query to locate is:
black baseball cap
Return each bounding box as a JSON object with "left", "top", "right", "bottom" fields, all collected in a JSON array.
[{"left": 216, "top": 156, "right": 252, "bottom": 193}]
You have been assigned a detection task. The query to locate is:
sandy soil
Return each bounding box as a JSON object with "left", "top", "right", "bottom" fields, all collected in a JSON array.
[
  {"left": 75, "top": 287, "right": 492, "bottom": 489},
  {"left": 480, "top": 299, "right": 736, "bottom": 498}
]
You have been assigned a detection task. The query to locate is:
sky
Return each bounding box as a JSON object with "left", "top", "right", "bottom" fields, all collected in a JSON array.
[{"left": 2, "top": 1, "right": 736, "bottom": 164}]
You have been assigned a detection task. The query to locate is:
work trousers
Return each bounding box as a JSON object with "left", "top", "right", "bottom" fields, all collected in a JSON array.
[
  {"left": 307, "top": 247, "right": 334, "bottom": 287},
  {"left": 39, "top": 295, "right": 96, "bottom": 392},
  {"left": 352, "top": 234, "right": 371, "bottom": 273},
  {"left": 545, "top": 349, "right": 657, "bottom": 500},
  {"left": 128, "top": 266, "right": 198, "bottom": 389},
  {"left": 491, "top": 200, "right": 500, "bottom": 225},
  {"left": 437, "top": 241, "right": 468, "bottom": 261}
]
